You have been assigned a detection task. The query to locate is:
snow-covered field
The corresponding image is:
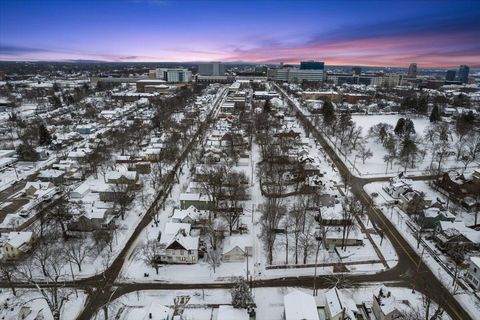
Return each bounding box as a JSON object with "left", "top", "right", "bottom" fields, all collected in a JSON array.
[{"left": 343, "top": 114, "right": 475, "bottom": 177}]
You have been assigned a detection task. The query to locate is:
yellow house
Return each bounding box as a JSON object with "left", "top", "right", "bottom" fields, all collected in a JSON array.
[{"left": 2, "top": 231, "right": 36, "bottom": 260}]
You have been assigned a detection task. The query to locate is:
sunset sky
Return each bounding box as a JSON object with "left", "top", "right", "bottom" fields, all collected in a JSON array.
[{"left": 1, "top": 0, "right": 479, "bottom": 67}]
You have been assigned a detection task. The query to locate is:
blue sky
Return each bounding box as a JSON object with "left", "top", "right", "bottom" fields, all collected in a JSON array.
[{"left": 1, "top": 0, "right": 479, "bottom": 67}]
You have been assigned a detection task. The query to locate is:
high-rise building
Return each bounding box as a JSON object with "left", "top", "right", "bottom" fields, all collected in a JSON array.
[
  {"left": 300, "top": 60, "right": 325, "bottom": 70},
  {"left": 198, "top": 62, "right": 225, "bottom": 76},
  {"left": 407, "top": 63, "right": 417, "bottom": 78},
  {"left": 457, "top": 65, "right": 470, "bottom": 83},
  {"left": 445, "top": 70, "right": 456, "bottom": 82},
  {"left": 352, "top": 67, "right": 362, "bottom": 75}
]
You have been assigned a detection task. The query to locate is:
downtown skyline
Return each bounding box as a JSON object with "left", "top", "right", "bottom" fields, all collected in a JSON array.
[{"left": 1, "top": 0, "right": 479, "bottom": 67}]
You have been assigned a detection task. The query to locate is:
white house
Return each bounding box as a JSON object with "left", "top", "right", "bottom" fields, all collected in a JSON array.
[
  {"left": 465, "top": 256, "right": 480, "bottom": 290},
  {"left": 159, "top": 222, "right": 199, "bottom": 264},
  {"left": 222, "top": 235, "right": 253, "bottom": 262},
  {"left": 324, "top": 287, "right": 358, "bottom": 320},
  {"left": 382, "top": 177, "right": 412, "bottom": 199},
  {"left": 284, "top": 290, "right": 319, "bottom": 320}
]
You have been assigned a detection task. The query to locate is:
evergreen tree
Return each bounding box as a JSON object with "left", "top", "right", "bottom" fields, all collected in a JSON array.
[
  {"left": 394, "top": 118, "right": 406, "bottom": 135},
  {"left": 38, "top": 123, "right": 52, "bottom": 146},
  {"left": 231, "top": 277, "right": 254, "bottom": 308},
  {"left": 429, "top": 105, "right": 441, "bottom": 122},
  {"left": 16, "top": 143, "right": 39, "bottom": 161},
  {"left": 404, "top": 119, "right": 416, "bottom": 136},
  {"left": 417, "top": 94, "right": 428, "bottom": 114},
  {"left": 49, "top": 95, "right": 62, "bottom": 108},
  {"left": 322, "top": 100, "right": 335, "bottom": 127}
]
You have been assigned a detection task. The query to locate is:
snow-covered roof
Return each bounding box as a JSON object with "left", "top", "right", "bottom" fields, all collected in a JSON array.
[
  {"left": 284, "top": 290, "right": 319, "bottom": 320},
  {"left": 121, "top": 301, "right": 171, "bottom": 320},
  {"left": 6, "top": 232, "right": 34, "bottom": 249},
  {"left": 38, "top": 169, "right": 64, "bottom": 178},
  {"left": 217, "top": 305, "right": 249, "bottom": 320},
  {"left": 222, "top": 235, "right": 252, "bottom": 254},
  {"left": 105, "top": 170, "right": 137, "bottom": 181},
  {"left": 438, "top": 221, "right": 480, "bottom": 243},
  {"left": 171, "top": 205, "right": 208, "bottom": 222},
  {"left": 325, "top": 287, "right": 357, "bottom": 320},
  {"left": 423, "top": 207, "right": 455, "bottom": 219},
  {"left": 374, "top": 286, "right": 399, "bottom": 316},
  {"left": 179, "top": 193, "right": 210, "bottom": 202},
  {"left": 470, "top": 256, "right": 480, "bottom": 269}
]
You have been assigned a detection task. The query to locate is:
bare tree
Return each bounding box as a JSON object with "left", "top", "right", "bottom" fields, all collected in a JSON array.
[
  {"left": 64, "top": 237, "right": 92, "bottom": 272},
  {"left": 18, "top": 246, "right": 73, "bottom": 320},
  {"left": 110, "top": 183, "right": 134, "bottom": 220},
  {"left": 205, "top": 247, "right": 222, "bottom": 274},
  {"left": 141, "top": 239, "right": 162, "bottom": 274},
  {"left": 222, "top": 170, "right": 249, "bottom": 234},
  {"left": 0, "top": 262, "right": 18, "bottom": 296},
  {"left": 259, "top": 198, "right": 286, "bottom": 264}
]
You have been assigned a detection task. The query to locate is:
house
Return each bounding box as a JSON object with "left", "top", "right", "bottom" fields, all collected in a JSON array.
[
  {"left": 400, "top": 190, "right": 431, "bottom": 215},
  {"left": 324, "top": 287, "right": 358, "bottom": 320},
  {"left": 216, "top": 305, "right": 249, "bottom": 320},
  {"left": 417, "top": 207, "right": 456, "bottom": 229},
  {"left": 179, "top": 193, "right": 212, "bottom": 210},
  {"left": 324, "top": 226, "right": 364, "bottom": 247},
  {"left": 120, "top": 301, "right": 172, "bottom": 320},
  {"left": 105, "top": 170, "right": 139, "bottom": 188},
  {"left": 222, "top": 235, "right": 253, "bottom": 262},
  {"left": 37, "top": 169, "right": 65, "bottom": 183},
  {"left": 67, "top": 147, "right": 92, "bottom": 163},
  {"left": 382, "top": 178, "right": 412, "bottom": 199},
  {"left": 284, "top": 290, "right": 319, "bottom": 320},
  {"left": 2, "top": 231, "right": 36, "bottom": 260},
  {"left": 22, "top": 181, "right": 56, "bottom": 199},
  {"left": 67, "top": 207, "right": 115, "bottom": 232},
  {"left": 434, "top": 221, "right": 480, "bottom": 251},
  {"left": 372, "top": 286, "right": 405, "bottom": 320},
  {"left": 464, "top": 256, "right": 480, "bottom": 290},
  {"left": 70, "top": 182, "right": 91, "bottom": 199},
  {"left": 159, "top": 222, "right": 199, "bottom": 264},
  {"left": 171, "top": 205, "right": 209, "bottom": 224},
  {"left": 320, "top": 203, "right": 352, "bottom": 226},
  {"left": 437, "top": 171, "right": 480, "bottom": 201}
]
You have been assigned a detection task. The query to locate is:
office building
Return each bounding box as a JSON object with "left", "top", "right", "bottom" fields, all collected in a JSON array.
[
  {"left": 300, "top": 60, "right": 325, "bottom": 70},
  {"left": 457, "top": 65, "right": 470, "bottom": 83},
  {"left": 198, "top": 62, "right": 225, "bottom": 76},
  {"left": 445, "top": 70, "right": 456, "bottom": 82},
  {"left": 407, "top": 63, "right": 417, "bottom": 78},
  {"left": 150, "top": 68, "right": 192, "bottom": 83},
  {"left": 274, "top": 68, "right": 324, "bottom": 82}
]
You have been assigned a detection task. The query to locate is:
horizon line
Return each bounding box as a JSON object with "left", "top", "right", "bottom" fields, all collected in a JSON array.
[{"left": 0, "top": 59, "right": 478, "bottom": 70}]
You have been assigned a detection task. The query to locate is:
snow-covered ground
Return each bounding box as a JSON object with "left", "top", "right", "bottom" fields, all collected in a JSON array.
[
  {"left": 94, "top": 285, "right": 450, "bottom": 320},
  {"left": 364, "top": 181, "right": 480, "bottom": 319},
  {"left": 0, "top": 288, "right": 86, "bottom": 320},
  {"left": 121, "top": 100, "right": 398, "bottom": 283}
]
